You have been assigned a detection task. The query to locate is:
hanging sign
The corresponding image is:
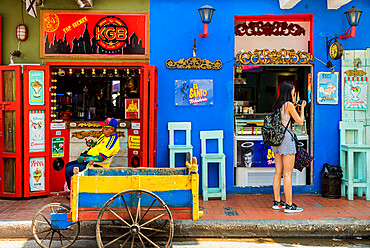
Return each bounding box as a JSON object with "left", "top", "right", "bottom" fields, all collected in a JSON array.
[
  {"left": 29, "top": 70, "right": 45, "bottom": 105},
  {"left": 344, "top": 77, "right": 368, "bottom": 110},
  {"left": 317, "top": 72, "right": 338, "bottom": 105},
  {"left": 175, "top": 79, "right": 214, "bottom": 106},
  {"left": 29, "top": 110, "right": 45, "bottom": 152},
  {"left": 40, "top": 10, "right": 149, "bottom": 59},
  {"left": 52, "top": 137, "right": 65, "bottom": 158},
  {"left": 30, "top": 157, "right": 45, "bottom": 191}
]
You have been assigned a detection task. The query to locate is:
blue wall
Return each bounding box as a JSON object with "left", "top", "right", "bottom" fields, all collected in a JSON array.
[{"left": 150, "top": 0, "right": 370, "bottom": 194}]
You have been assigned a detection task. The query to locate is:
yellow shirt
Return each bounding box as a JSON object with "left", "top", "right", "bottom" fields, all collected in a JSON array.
[{"left": 87, "top": 134, "right": 120, "bottom": 167}]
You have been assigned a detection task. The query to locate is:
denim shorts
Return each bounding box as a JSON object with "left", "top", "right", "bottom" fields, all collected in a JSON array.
[{"left": 271, "top": 128, "right": 297, "bottom": 155}]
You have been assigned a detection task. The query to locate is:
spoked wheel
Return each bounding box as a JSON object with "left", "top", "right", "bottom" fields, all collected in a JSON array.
[
  {"left": 32, "top": 203, "right": 80, "bottom": 248},
  {"left": 96, "top": 189, "right": 174, "bottom": 248}
]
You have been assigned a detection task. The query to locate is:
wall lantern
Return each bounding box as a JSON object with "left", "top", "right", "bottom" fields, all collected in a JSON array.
[
  {"left": 16, "top": 24, "right": 28, "bottom": 41},
  {"left": 338, "top": 6, "right": 363, "bottom": 39},
  {"left": 198, "top": 5, "right": 215, "bottom": 38}
]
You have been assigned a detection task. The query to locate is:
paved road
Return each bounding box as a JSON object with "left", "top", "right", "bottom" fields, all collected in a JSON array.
[{"left": 0, "top": 238, "right": 369, "bottom": 248}]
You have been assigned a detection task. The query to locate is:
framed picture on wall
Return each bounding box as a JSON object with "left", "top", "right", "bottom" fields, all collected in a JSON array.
[{"left": 317, "top": 72, "right": 338, "bottom": 105}]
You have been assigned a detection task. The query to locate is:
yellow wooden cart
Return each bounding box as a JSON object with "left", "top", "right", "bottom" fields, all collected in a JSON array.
[{"left": 32, "top": 156, "right": 203, "bottom": 248}]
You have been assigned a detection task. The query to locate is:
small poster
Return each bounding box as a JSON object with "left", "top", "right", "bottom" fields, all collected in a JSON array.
[
  {"left": 52, "top": 137, "right": 65, "bottom": 158},
  {"left": 29, "top": 70, "right": 45, "bottom": 105},
  {"left": 317, "top": 72, "right": 338, "bottom": 105},
  {"left": 29, "top": 110, "right": 45, "bottom": 152},
  {"left": 344, "top": 76, "right": 368, "bottom": 110},
  {"left": 236, "top": 140, "right": 275, "bottom": 168},
  {"left": 128, "top": 135, "right": 140, "bottom": 149},
  {"left": 125, "top": 99, "right": 140, "bottom": 119},
  {"left": 175, "top": 79, "right": 213, "bottom": 106},
  {"left": 30, "top": 157, "right": 45, "bottom": 192}
]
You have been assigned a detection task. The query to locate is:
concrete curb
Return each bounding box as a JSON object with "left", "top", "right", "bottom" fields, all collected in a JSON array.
[{"left": 1, "top": 218, "right": 369, "bottom": 239}]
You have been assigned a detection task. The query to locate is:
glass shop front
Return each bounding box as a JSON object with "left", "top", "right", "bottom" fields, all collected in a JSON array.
[{"left": 233, "top": 65, "right": 312, "bottom": 187}]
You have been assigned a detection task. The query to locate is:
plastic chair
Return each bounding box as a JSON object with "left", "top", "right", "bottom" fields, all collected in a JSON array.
[
  {"left": 168, "top": 122, "right": 193, "bottom": 168},
  {"left": 200, "top": 130, "right": 226, "bottom": 201},
  {"left": 339, "top": 121, "right": 370, "bottom": 200}
]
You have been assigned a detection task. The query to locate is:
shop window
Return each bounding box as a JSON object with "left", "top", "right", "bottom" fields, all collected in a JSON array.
[{"left": 51, "top": 68, "right": 140, "bottom": 121}]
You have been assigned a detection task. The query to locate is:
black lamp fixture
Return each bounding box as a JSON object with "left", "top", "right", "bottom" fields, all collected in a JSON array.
[
  {"left": 325, "top": 6, "right": 363, "bottom": 67},
  {"left": 198, "top": 5, "right": 215, "bottom": 38},
  {"left": 338, "top": 6, "right": 363, "bottom": 39}
]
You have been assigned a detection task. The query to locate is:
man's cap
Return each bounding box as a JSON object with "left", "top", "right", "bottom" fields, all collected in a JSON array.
[{"left": 99, "top": 118, "right": 118, "bottom": 128}]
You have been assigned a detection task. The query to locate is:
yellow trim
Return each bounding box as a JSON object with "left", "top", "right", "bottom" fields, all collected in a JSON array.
[
  {"left": 70, "top": 175, "right": 79, "bottom": 222},
  {"left": 191, "top": 174, "right": 203, "bottom": 221},
  {"left": 77, "top": 175, "right": 192, "bottom": 193}
]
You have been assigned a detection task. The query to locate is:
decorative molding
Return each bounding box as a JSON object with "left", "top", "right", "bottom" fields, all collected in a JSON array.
[
  {"left": 166, "top": 57, "right": 222, "bottom": 70},
  {"left": 235, "top": 21, "right": 305, "bottom": 37},
  {"left": 344, "top": 69, "right": 366, "bottom": 77},
  {"left": 235, "top": 49, "right": 314, "bottom": 65},
  {"left": 71, "top": 130, "right": 125, "bottom": 139}
]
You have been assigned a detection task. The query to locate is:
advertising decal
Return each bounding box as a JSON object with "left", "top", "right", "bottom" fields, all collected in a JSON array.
[
  {"left": 52, "top": 137, "right": 65, "bottom": 158},
  {"left": 30, "top": 157, "right": 45, "bottom": 191},
  {"left": 317, "top": 72, "right": 338, "bottom": 105},
  {"left": 29, "top": 70, "right": 45, "bottom": 105},
  {"left": 175, "top": 79, "right": 214, "bottom": 106},
  {"left": 29, "top": 110, "right": 45, "bottom": 152},
  {"left": 344, "top": 77, "right": 368, "bottom": 110}
]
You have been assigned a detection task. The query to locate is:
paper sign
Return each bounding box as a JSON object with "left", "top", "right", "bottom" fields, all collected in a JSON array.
[{"left": 30, "top": 157, "right": 45, "bottom": 192}]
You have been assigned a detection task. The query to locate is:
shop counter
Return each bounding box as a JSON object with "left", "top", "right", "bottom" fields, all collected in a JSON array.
[{"left": 234, "top": 135, "right": 308, "bottom": 187}]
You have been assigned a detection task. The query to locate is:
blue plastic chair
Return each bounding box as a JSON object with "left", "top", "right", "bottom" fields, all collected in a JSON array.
[
  {"left": 200, "top": 130, "right": 226, "bottom": 201},
  {"left": 339, "top": 121, "right": 370, "bottom": 200},
  {"left": 168, "top": 122, "right": 193, "bottom": 168}
]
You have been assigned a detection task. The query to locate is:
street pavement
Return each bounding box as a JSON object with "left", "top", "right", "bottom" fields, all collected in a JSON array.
[{"left": 0, "top": 192, "right": 369, "bottom": 239}]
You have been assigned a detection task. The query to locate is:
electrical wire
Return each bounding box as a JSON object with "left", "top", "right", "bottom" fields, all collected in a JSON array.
[{"left": 21, "top": 0, "right": 24, "bottom": 24}]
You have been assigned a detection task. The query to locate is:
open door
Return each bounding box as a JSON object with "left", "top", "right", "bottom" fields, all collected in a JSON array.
[
  {"left": 148, "top": 65, "right": 158, "bottom": 167},
  {"left": 0, "top": 66, "right": 23, "bottom": 197},
  {"left": 23, "top": 65, "right": 51, "bottom": 197}
]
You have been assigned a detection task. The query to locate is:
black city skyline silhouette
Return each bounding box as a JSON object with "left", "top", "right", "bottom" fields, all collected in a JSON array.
[{"left": 44, "top": 23, "right": 145, "bottom": 55}]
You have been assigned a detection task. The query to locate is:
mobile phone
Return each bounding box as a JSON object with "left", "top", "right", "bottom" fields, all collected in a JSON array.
[{"left": 296, "top": 100, "right": 302, "bottom": 105}]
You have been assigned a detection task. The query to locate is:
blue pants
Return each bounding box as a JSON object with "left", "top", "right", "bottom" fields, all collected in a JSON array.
[{"left": 65, "top": 160, "right": 88, "bottom": 190}]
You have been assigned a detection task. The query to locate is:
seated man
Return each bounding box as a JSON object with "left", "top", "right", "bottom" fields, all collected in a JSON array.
[{"left": 65, "top": 117, "right": 120, "bottom": 190}]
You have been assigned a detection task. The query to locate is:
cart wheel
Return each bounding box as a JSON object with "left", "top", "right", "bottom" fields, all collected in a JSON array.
[
  {"left": 96, "top": 189, "right": 174, "bottom": 248},
  {"left": 32, "top": 203, "right": 80, "bottom": 248}
]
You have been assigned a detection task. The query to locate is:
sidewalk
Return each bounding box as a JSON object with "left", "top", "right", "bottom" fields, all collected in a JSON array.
[{"left": 0, "top": 193, "right": 369, "bottom": 239}]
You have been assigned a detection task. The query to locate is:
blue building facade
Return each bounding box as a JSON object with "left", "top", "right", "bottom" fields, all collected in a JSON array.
[{"left": 150, "top": 0, "right": 370, "bottom": 195}]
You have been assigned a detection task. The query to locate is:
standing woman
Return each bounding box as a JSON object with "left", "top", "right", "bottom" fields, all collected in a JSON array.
[{"left": 271, "top": 82, "right": 306, "bottom": 213}]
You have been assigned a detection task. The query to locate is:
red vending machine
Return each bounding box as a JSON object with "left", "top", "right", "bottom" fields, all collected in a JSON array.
[{"left": 50, "top": 122, "right": 70, "bottom": 192}]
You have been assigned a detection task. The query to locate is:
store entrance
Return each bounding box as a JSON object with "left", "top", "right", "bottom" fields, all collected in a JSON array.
[
  {"left": 233, "top": 65, "right": 312, "bottom": 187},
  {"left": 47, "top": 63, "right": 157, "bottom": 192}
]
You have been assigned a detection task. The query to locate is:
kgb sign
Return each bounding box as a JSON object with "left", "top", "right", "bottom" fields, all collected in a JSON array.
[{"left": 40, "top": 11, "right": 149, "bottom": 59}]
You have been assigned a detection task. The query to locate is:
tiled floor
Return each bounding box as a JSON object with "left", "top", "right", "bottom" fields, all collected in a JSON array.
[{"left": 0, "top": 193, "right": 369, "bottom": 221}]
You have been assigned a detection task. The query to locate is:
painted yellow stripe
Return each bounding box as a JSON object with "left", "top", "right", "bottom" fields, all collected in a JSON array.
[{"left": 77, "top": 175, "right": 192, "bottom": 193}]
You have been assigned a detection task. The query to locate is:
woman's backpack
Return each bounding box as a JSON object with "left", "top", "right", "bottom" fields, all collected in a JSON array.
[{"left": 262, "top": 109, "right": 290, "bottom": 146}]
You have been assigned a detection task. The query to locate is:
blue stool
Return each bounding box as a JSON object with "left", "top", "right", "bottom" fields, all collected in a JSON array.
[
  {"left": 340, "top": 121, "right": 370, "bottom": 200},
  {"left": 168, "top": 122, "right": 193, "bottom": 168},
  {"left": 200, "top": 130, "right": 226, "bottom": 201}
]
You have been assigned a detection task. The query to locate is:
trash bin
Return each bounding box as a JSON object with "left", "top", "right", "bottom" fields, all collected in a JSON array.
[{"left": 321, "top": 163, "right": 343, "bottom": 199}]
